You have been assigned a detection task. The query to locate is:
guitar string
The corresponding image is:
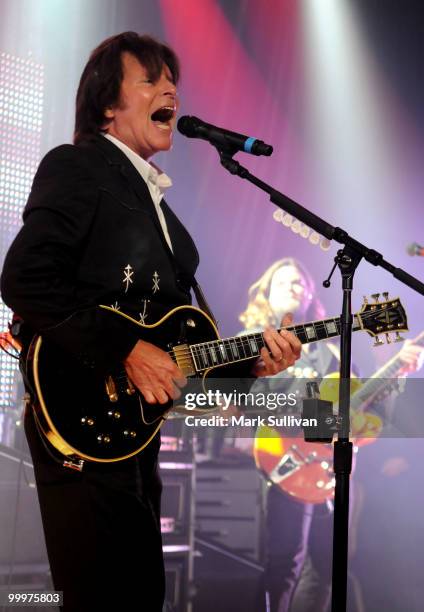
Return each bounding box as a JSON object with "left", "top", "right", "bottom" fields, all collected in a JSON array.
[
  {"left": 112, "top": 308, "right": 404, "bottom": 381},
  {"left": 171, "top": 308, "right": 401, "bottom": 356},
  {"left": 169, "top": 340, "right": 401, "bottom": 370},
  {"left": 164, "top": 309, "right": 403, "bottom": 365}
]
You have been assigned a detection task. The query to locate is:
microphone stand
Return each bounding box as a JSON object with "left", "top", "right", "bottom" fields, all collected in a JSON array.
[{"left": 216, "top": 148, "right": 424, "bottom": 612}]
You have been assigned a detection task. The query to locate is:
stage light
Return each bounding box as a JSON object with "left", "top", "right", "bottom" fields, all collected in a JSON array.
[
  {"left": 301, "top": 0, "right": 394, "bottom": 227},
  {"left": 0, "top": 52, "right": 44, "bottom": 409}
]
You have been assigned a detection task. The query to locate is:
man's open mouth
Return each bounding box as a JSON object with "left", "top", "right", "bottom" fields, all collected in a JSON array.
[{"left": 151, "top": 106, "right": 175, "bottom": 130}]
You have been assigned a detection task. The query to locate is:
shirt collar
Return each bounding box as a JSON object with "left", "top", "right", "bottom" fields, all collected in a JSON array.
[{"left": 103, "top": 133, "right": 172, "bottom": 194}]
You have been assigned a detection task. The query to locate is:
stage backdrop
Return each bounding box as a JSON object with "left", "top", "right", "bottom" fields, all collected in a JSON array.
[{"left": 0, "top": 2, "right": 423, "bottom": 611}]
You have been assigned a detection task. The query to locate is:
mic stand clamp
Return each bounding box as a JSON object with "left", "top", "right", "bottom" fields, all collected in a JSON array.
[
  {"left": 302, "top": 381, "right": 337, "bottom": 444},
  {"left": 218, "top": 149, "right": 248, "bottom": 177}
]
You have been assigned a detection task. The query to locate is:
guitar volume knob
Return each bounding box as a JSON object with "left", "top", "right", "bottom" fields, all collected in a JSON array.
[
  {"left": 97, "top": 434, "right": 111, "bottom": 444},
  {"left": 123, "top": 430, "right": 137, "bottom": 438},
  {"left": 81, "top": 417, "right": 95, "bottom": 426},
  {"left": 107, "top": 411, "right": 121, "bottom": 419}
]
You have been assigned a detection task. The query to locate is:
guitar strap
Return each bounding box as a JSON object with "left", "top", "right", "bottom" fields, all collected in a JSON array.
[{"left": 191, "top": 277, "right": 219, "bottom": 329}]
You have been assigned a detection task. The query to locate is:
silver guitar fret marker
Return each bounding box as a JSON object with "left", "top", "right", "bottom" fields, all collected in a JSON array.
[
  {"left": 305, "top": 326, "right": 316, "bottom": 339},
  {"left": 219, "top": 343, "right": 227, "bottom": 360},
  {"left": 201, "top": 347, "right": 209, "bottom": 367},
  {"left": 249, "top": 338, "right": 258, "bottom": 353},
  {"left": 325, "top": 321, "right": 337, "bottom": 334},
  {"left": 123, "top": 264, "right": 134, "bottom": 293},
  {"left": 210, "top": 345, "right": 218, "bottom": 363},
  {"left": 231, "top": 341, "right": 239, "bottom": 358}
]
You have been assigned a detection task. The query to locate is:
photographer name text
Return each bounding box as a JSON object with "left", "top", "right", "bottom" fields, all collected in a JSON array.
[{"left": 184, "top": 415, "right": 317, "bottom": 428}]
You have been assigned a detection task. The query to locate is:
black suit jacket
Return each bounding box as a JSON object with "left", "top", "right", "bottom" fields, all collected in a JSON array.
[{"left": 1, "top": 135, "right": 199, "bottom": 371}]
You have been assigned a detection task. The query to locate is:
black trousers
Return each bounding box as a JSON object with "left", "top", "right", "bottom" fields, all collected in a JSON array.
[
  {"left": 265, "top": 485, "right": 333, "bottom": 612},
  {"left": 24, "top": 407, "right": 165, "bottom": 612}
]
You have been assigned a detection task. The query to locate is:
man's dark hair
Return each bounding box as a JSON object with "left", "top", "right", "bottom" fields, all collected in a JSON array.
[{"left": 74, "top": 31, "right": 180, "bottom": 144}]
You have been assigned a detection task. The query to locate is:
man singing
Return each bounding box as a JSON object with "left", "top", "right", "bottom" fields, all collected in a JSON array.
[{"left": 1, "top": 32, "right": 301, "bottom": 610}]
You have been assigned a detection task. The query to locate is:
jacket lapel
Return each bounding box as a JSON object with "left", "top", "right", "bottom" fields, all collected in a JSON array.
[
  {"left": 90, "top": 135, "right": 157, "bottom": 217},
  {"left": 89, "top": 135, "right": 179, "bottom": 263},
  {"left": 161, "top": 199, "right": 200, "bottom": 275}
]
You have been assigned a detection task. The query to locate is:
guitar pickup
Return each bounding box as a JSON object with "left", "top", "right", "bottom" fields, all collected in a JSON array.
[{"left": 105, "top": 376, "right": 118, "bottom": 402}]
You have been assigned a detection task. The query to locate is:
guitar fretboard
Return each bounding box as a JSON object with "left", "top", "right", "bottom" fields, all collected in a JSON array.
[
  {"left": 190, "top": 315, "right": 361, "bottom": 373},
  {"left": 351, "top": 331, "right": 424, "bottom": 411}
]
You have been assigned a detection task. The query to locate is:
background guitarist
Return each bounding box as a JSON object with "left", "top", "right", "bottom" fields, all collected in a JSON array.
[
  {"left": 238, "top": 257, "right": 424, "bottom": 612},
  {"left": 0, "top": 34, "right": 301, "bottom": 612}
]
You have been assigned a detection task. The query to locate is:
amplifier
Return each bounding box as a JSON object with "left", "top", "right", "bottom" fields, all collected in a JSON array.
[
  {"left": 0, "top": 444, "right": 50, "bottom": 583},
  {"left": 160, "top": 419, "right": 193, "bottom": 463},
  {"left": 159, "top": 424, "right": 195, "bottom": 611},
  {"left": 160, "top": 466, "right": 194, "bottom": 545},
  {"left": 163, "top": 546, "right": 193, "bottom": 612},
  {"left": 195, "top": 463, "right": 265, "bottom": 563},
  {"left": 192, "top": 538, "right": 264, "bottom": 612}
]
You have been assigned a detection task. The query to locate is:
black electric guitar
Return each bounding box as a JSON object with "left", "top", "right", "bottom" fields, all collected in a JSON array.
[{"left": 26, "top": 296, "right": 407, "bottom": 466}]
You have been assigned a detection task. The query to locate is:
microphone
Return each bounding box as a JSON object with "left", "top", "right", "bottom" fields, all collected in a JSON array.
[
  {"left": 177, "top": 115, "right": 273, "bottom": 156},
  {"left": 407, "top": 242, "right": 424, "bottom": 256}
]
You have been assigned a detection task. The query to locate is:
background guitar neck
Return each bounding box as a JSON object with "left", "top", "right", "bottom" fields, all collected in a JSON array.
[{"left": 351, "top": 330, "right": 424, "bottom": 411}]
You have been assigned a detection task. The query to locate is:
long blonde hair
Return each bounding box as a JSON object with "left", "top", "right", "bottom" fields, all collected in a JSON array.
[{"left": 239, "top": 258, "right": 325, "bottom": 329}]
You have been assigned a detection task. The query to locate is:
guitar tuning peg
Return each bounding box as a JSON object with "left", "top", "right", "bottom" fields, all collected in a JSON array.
[
  {"left": 373, "top": 335, "right": 384, "bottom": 347},
  {"left": 363, "top": 296, "right": 369, "bottom": 305},
  {"left": 382, "top": 292, "right": 389, "bottom": 301},
  {"left": 371, "top": 293, "right": 380, "bottom": 303},
  {"left": 394, "top": 332, "right": 404, "bottom": 343},
  {"left": 385, "top": 333, "right": 392, "bottom": 344}
]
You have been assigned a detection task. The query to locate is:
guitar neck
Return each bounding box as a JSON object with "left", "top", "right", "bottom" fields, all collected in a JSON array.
[
  {"left": 351, "top": 331, "right": 424, "bottom": 410},
  {"left": 190, "top": 314, "right": 362, "bottom": 372}
]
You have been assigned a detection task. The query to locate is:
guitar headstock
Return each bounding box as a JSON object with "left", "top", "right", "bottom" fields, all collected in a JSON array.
[{"left": 358, "top": 293, "right": 408, "bottom": 346}]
